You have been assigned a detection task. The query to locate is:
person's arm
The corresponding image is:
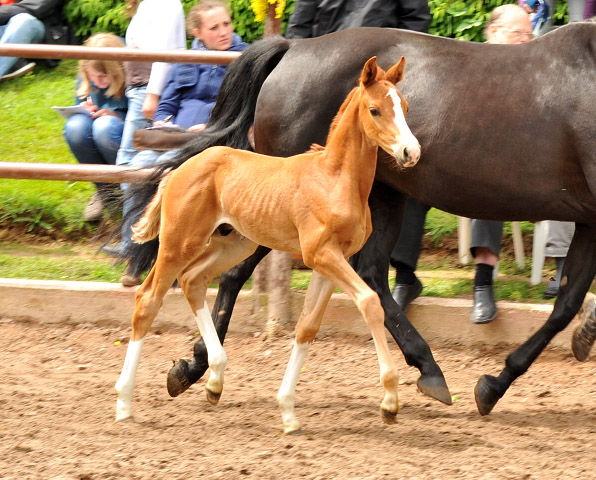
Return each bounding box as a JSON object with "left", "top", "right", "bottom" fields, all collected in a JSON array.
[
  {"left": 285, "top": 0, "right": 318, "bottom": 38},
  {"left": 0, "top": 0, "right": 62, "bottom": 24},
  {"left": 153, "top": 66, "right": 184, "bottom": 124},
  {"left": 395, "top": 0, "right": 431, "bottom": 33}
]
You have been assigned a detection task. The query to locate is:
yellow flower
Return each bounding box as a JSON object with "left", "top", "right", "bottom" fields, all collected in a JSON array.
[{"left": 251, "top": 0, "right": 286, "bottom": 22}]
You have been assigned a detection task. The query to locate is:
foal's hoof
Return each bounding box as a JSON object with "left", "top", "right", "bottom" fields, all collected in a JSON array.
[
  {"left": 474, "top": 375, "right": 502, "bottom": 416},
  {"left": 167, "top": 359, "right": 193, "bottom": 398},
  {"left": 380, "top": 407, "right": 398, "bottom": 425},
  {"left": 206, "top": 387, "right": 222, "bottom": 406},
  {"left": 417, "top": 374, "right": 452, "bottom": 405}
]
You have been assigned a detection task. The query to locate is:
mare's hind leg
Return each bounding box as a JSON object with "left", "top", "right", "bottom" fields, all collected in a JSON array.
[
  {"left": 176, "top": 232, "right": 259, "bottom": 404},
  {"left": 115, "top": 253, "right": 187, "bottom": 422},
  {"left": 167, "top": 246, "right": 272, "bottom": 397},
  {"left": 277, "top": 271, "right": 335, "bottom": 433},
  {"left": 352, "top": 181, "right": 451, "bottom": 404},
  {"left": 306, "top": 246, "right": 400, "bottom": 425},
  {"left": 475, "top": 223, "right": 596, "bottom": 415}
]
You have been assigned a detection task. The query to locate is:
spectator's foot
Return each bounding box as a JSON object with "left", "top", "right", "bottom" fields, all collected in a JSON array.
[
  {"left": 543, "top": 279, "right": 560, "bottom": 298},
  {"left": 1, "top": 60, "right": 36, "bottom": 82},
  {"left": 391, "top": 277, "right": 423, "bottom": 312},
  {"left": 100, "top": 242, "right": 123, "bottom": 257},
  {"left": 571, "top": 292, "right": 596, "bottom": 362},
  {"left": 120, "top": 265, "right": 142, "bottom": 287},
  {"left": 471, "top": 285, "right": 497, "bottom": 324},
  {"left": 84, "top": 191, "right": 106, "bottom": 221}
]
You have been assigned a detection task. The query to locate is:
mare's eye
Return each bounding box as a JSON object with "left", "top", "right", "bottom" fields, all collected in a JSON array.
[{"left": 370, "top": 108, "right": 380, "bottom": 117}]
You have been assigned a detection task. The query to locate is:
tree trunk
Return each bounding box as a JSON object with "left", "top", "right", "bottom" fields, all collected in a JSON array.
[
  {"left": 264, "top": 2, "right": 283, "bottom": 37},
  {"left": 265, "top": 250, "right": 292, "bottom": 336}
]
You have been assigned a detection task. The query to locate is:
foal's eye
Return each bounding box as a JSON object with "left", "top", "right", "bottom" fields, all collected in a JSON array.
[{"left": 369, "top": 108, "right": 381, "bottom": 117}]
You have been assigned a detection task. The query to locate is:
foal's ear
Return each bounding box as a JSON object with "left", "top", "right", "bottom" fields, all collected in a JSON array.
[
  {"left": 385, "top": 56, "right": 406, "bottom": 85},
  {"left": 361, "top": 56, "right": 378, "bottom": 87}
]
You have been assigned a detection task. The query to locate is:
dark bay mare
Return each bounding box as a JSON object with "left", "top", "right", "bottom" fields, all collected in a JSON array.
[{"left": 124, "top": 22, "right": 596, "bottom": 416}]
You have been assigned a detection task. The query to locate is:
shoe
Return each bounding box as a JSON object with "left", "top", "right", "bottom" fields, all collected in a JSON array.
[
  {"left": 471, "top": 285, "right": 497, "bottom": 324},
  {"left": 1, "top": 60, "right": 35, "bottom": 81},
  {"left": 83, "top": 190, "right": 105, "bottom": 221},
  {"left": 100, "top": 243, "right": 123, "bottom": 257},
  {"left": 543, "top": 280, "right": 559, "bottom": 298},
  {"left": 571, "top": 292, "right": 596, "bottom": 362},
  {"left": 391, "top": 277, "right": 423, "bottom": 312},
  {"left": 120, "top": 265, "right": 142, "bottom": 287}
]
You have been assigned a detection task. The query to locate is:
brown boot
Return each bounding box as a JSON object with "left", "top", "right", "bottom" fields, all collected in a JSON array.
[
  {"left": 120, "top": 265, "right": 142, "bottom": 287},
  {"left": 571, "top": 292, "right": 596, "bottom": 362}
]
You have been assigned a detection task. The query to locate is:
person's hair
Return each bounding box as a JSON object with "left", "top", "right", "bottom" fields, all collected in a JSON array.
[
  {"left": 76, "top": 33, "right": 126, "bottom": 99},
  {"left": 125, "top": 0, "right": 141, "bottom": 19},
  {"left": 186, "top": 0, "right": 230, "bottom": 36},
  {"left": 484, "top": 3, "right": 527, "bottom": 35}
]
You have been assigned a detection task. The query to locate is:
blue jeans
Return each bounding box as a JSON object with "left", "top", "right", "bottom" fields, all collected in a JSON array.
[
  {"left": 121, "top": 148, "right": 179, "bottom": 250},
  {"left": 116, "top": 86, "right": 151, "bottom": 167},
  {"left": 64, "top": 113, "right": 125, "bottom": 188},
  {"left": 0, "top": 13, "right": 45, "bottom": 77}
]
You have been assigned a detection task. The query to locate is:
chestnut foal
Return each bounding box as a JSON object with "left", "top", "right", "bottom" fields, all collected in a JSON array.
[{"left": 115, "top": 56, "right": 420, "bottom": 433}]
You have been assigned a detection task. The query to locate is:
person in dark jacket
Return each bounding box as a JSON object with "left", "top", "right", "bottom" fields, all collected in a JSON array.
[
  {"left": 285, "top": 0, "right": 431, "bottom": 38},
  {"left": 110, "top": 0, "right": 248, "bottom": 286},
  {"left": 0, "top": 0, "right": 65, "bottom": 80}
]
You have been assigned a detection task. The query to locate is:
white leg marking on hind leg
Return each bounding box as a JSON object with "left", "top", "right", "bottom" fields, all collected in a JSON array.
[
  {"left": 115, "top": 338, "right": 145, "bottom": 422},
  {"left": 277, "top": 341, "right": 310, "bottom": 434},
  {"left": 196, "top": 300, "right": 227, "bottom": 394}
]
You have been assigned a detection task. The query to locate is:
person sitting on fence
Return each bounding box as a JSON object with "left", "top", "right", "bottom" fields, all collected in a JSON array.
[
  {"left": 103, "top": 0, "right": 247, "bottom": 287},
  {"left": 0, "top": 0, "right": 68, "bottom": 81},
  {"left": 62, "top": 33, "right": 128, "bottom": 222}
]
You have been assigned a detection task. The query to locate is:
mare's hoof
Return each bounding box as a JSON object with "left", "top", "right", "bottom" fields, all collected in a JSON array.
[
  {"left": 417, "top": 374, "right": 452, "bottom": 405},
  {"left": 167, "top": 359, "right": 193, "bottom": 398},
  {"left": 380, "top": 407, "right": 398, "bottom": 425},
  {"left": 206, "top": 388, "right": 222, "bottom": 406},
  {"left": 474, "top": 375, "right": 501, "bottom": 416}
]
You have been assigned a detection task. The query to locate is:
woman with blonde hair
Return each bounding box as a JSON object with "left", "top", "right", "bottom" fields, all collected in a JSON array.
[{"left": 63, "top": 33, "right": 128, "bottom": 221}]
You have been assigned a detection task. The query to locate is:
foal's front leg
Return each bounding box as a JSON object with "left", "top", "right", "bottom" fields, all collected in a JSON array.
[
  {"left": 308, "top": 248, "right": 400, "bottom": 426},
  {"left": 277, "top": 271, "right": 335, "bottom": 433}
]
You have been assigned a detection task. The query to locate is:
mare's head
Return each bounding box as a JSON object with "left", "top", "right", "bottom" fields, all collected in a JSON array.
[{"left": 358, "top": 56, "right": 420, "bottom": 168}]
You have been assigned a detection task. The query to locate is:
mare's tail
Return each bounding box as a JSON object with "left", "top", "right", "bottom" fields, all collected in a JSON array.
[{"left": 121, "top": 36, "right": 292, "bottom": 276}]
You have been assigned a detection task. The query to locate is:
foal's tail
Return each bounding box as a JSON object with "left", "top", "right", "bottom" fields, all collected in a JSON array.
[
  {"left": 131, "top": 172, "right": 172, "bottom": 244},
  {"left": 121, "top": 36, "right": 292, "bottom": 276}
]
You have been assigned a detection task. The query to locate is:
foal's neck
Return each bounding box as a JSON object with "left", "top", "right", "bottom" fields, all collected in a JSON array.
[{"left": 322, "top": 87, "right": 378, "bottom": 188}]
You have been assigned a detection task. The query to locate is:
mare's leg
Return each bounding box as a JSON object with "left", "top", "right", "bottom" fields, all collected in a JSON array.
[
  {"left": 277, "top": 271, "right": 335, "bottom": 433},
  {"left": 351, "top": 181, "right": 451, "bottom": 404},
  {"left": 306, "top": 246, "right": 400, "bottom": 426},
  {"left": 167, "top": 245, "right": 272, "bottom": 397},
  {"left": 475, "top": 223, "right": 596, "bottom": 415},
  {"left": 115, "top": 252, "right": 186, "bottom": 421},
  {"left": 175, "top": 232, "right": 259, "bottom": 404}
]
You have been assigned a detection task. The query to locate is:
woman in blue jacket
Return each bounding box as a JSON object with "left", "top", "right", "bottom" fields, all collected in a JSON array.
[{"left": 113, "top": 0, "right": 247, "bottom": 286}]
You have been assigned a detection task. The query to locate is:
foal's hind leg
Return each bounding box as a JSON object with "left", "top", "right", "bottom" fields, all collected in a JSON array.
[
  {"left": 277, "top": 271, "right": 335, "bottom": 433},
  {"left": 176, "top": 232, "right": 259, "bottom": 405},
  {"left": 306, "top": 247, "right": 400, "bottom": 425},
  {"left": 115, "top": 255, "right": 186, "bottom": 421},
  {"left": 475, "top": 223, "right": 596, "bottom": 415},
  {"left": 167, "top": 246, "right": 272, "bottom": 397}
]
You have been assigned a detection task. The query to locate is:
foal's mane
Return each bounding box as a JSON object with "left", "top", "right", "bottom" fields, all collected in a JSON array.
[{"left": 307, "top": 84, "right": 359, "bottom": 153}]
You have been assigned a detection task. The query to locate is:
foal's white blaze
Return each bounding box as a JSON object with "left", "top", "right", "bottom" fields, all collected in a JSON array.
[
  {"left": 115, "top": 337, "right": 146, "bottom": 421},
  {"left": 278, "top": 341, "right": 311, "bottom": 433},
  {"left": 387, "top": 88, "right": 420, "bottom": 165},
  {"left": 195, "top": 300, "right": 227, "bottom": 394}
]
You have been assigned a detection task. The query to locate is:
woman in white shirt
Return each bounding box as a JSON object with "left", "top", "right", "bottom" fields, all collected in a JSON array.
[{"left": 116, "top": 0, "right": 186, "bottom": 169}]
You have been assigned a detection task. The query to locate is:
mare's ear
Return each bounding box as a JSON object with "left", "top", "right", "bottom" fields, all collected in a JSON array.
[
  {"left": 385, "top": 56, "right": 406, "bottom": 84},
  {"left": 361, "top": 56, "right": 378, "bottom": 87}
]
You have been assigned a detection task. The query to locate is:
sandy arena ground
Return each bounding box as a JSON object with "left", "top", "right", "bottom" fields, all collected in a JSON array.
[{"left": 1, "top": 316, "right": 596, "bottom": 480}]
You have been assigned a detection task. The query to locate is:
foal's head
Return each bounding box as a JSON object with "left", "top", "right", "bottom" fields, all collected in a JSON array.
[{"left": 358, "top": 56, "right": 420, "bottom": 168}]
